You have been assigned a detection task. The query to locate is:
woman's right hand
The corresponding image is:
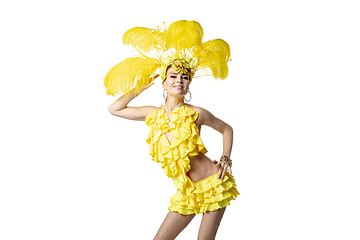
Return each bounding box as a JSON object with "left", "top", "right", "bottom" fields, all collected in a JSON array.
[
  {"left": 108, "top": 74, "right": 160, "bottom": 121},
  {"left": 138, "top": 74, "right": 159, "bottom": 93}
]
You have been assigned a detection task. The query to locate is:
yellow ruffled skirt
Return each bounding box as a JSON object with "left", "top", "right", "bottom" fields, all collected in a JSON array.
[{"left": 168, "top": 172, "right": 239, "bottom": 215}]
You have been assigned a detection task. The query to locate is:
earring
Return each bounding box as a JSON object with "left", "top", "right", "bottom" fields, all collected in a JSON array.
[
  {"left": 184, "top": 91, "right": 192, "bottom": 102},
  {"left": 163, "top": 89, "right": 167, "bottom": 100}
]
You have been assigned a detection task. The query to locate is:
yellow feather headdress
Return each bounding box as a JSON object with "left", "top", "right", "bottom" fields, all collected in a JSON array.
[{"left": 104, "top": 20, "right": 231, "bottom": 96}]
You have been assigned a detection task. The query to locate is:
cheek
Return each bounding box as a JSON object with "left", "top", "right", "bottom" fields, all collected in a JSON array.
[
  {"left": 164, "top": 81, "right": 172, "bottom": 90},
  {"left": 163, "top": 78, "right": 171, "bottom": 88},
  {"left": 184, "top": 82, "right": 190, "bottom": 91}
]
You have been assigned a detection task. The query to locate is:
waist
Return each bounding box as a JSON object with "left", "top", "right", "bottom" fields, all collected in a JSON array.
[{"left": 187, "top": 153, "right": 220, "bottom": 182}]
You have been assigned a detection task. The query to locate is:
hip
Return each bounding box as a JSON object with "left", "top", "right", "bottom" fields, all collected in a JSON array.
[{"left": 187, "top": 153, "right": 220, "bottom": 183}]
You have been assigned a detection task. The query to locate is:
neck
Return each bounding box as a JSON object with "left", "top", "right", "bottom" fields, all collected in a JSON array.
[{"left": 164, "top": 95, "right": 185, "bottom": 112}]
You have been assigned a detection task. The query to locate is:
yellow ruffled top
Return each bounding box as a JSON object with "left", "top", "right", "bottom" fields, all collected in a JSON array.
[
  {"left": 146, "top": 105, "right": 239, "bottom": 215},
  {"left": 145, "top": 105, "right": 208, "bottom": 194}
]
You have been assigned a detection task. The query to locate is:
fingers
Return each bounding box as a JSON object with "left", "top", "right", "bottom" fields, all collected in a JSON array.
[
  {"left": 217, "top": 162, "right": 232, "bottom": 179},
  {"left": 148, "top": 74, "right": 159, "bottom": 84},
  {"left": 217, "top": 162, "right": 226, "bottom": 179},
  {"left": 140, "top": 83, "right": 153, "bottom": 93},
  {"left": 136, "top": 74, "right": 160, "bottom": 93},
  {"left": 220, "top": 163, "right": 227, "bottom": 179},
  {"left": 217, "top": 165, "right": 222, "bottom": 179},
  {"left": 146, "top": 82, "right": 155, "bottom": 88},
  {"left": 144, "top": 74, "right": 160, "bottom": 86},
  {"left": 149, "top": 74, "right": 159, "bottom": 81},
  {"left": 144, "top": 74, "right": 160, "bottom": 89}
]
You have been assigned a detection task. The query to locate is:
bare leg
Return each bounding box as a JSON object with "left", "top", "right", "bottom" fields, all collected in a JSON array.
[
  {"left": 154, "top": 211, "right": 196, "bottom": 240},
  {"left": 197, "top": 207, "right": 226, "bottom": 240}
]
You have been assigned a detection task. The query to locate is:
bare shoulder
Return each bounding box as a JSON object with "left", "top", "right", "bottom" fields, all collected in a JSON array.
[
  {"left": 186, "top": 104, "right": 231, "bottom": 133},
  {"left": 186, "top": 104, "right": 208, "bottom": 114},
  {"left": 143, "top": 105, "right": 161, "bottom": 115},
  {"left": 185, "top": 104, "right": 213, "bottom": 125}
]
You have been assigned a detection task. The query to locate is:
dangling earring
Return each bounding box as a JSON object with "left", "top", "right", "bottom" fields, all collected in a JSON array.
[
  {"left": 184, "top": 91, "right": 192, "bottom": 102},
  {"left": 163, "top": 89, "right": 167, "bottom": 100}
]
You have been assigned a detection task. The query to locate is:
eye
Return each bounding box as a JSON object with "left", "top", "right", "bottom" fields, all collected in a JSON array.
[{"left": 170, "top": 75, "right": 177, "bottom": 78}]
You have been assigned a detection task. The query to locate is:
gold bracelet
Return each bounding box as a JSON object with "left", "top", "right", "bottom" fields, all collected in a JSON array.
[{"left": 220, "top": 156, "right": 232, "bottom": 168}]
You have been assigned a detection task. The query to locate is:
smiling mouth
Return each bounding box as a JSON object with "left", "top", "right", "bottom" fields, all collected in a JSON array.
[{"left": 174, "top": 85, "right": 184, "bottom": 89}]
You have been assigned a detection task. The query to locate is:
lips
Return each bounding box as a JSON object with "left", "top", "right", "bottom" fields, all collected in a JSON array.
[{"left": 173, "top": 85, "right": 184, "bottom": 89}]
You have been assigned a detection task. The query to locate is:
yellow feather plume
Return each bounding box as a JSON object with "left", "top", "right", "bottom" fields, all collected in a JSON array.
[
  {"left": 164, "top": 20, "right": 203, "bottom": 52},
  {"left": 104, "top": 20, "right": 232, "bottom": 96},
  {"left": 104, "top": 57, "right": 159, "bottom": 96},
  {"left": 123, "top": 27, "right": 166, "bottom": 53},
  {"left": 194, "top": 39, "right": 231, "bottom": 79}
]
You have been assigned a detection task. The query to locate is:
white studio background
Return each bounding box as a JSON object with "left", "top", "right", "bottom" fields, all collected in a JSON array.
[{"left": 0, "top": 0, "right": 359, "bottom": 239}]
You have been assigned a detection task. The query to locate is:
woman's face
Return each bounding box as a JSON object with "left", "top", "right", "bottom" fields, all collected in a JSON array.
[{"left": 162, "top": 66, "right": 190, "bottom": 97}]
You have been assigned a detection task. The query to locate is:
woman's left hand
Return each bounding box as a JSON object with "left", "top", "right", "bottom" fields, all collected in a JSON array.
[{"left": 213, "top": 160, "right": 232, "bottom": 180}]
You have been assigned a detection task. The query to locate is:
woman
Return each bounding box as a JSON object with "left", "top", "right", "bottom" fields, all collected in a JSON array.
[{"left": 105, "top": 20, "right": 239, "bottom": 239}]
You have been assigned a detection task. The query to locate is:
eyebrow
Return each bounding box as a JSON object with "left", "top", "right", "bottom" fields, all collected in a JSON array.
[{"left": 170, "top": 72, "right": 189, "bottom": 77}]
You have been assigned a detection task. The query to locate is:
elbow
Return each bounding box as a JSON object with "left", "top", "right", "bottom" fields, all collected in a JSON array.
[
  {"left": 225, "top": 124, "right": 233, "bottom": 135},
  {"left": 228, "top": 125, "right": 233, "bottom": 134},
  {"left": 108, "top": 106, "right": 116, "bottom": 115}
]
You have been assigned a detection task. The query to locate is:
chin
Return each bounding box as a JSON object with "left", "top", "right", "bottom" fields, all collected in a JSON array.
[
  {"left": 169, "top": 91, "right": 186, "bottom": 97},
  {"left": 169, "top": 87, "right": 184, "bottom": 93}
]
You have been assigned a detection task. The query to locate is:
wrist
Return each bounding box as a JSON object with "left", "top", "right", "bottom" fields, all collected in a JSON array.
[{"left": 220, "top": 155, "right": 232, "bottom": 168}]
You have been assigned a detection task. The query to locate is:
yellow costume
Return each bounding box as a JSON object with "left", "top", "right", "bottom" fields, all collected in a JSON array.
[
  {"left": 145, "top": 105, "right": 239, "bottom": 215},
  {"left": 104, "top": 20, "right": 239, "bottom": 215}
]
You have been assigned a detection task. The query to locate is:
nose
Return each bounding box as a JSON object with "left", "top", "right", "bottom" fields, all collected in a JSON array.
[{"left": 176, "top": 75, "right": 183, "bottom": 83}]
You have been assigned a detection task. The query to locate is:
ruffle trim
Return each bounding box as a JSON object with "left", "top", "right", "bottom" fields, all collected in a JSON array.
[
  {"left": 168, "top": 173, "right": 240, "bottom": 215},
  {"left": 145, "top": 106, "right": 208, "bottom": 192}
]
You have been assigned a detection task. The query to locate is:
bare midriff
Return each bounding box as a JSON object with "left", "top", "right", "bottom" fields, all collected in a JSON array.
[{"left": 187, "top": 153, "right": 220, "bottom": 183}]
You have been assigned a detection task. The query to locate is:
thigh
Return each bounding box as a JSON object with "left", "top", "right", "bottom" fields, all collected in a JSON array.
[
  {"left": 198, "top": 207, "right": 226, "bottom": 240},
  {"left": 154, "top": 211, "right": 196, "bottom": 240}
]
